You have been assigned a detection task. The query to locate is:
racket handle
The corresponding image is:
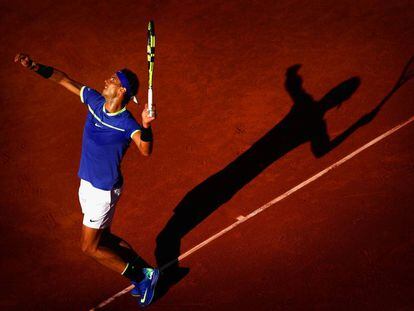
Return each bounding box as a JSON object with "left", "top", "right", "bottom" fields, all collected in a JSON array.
[{"left": 147, "top": 88, "right": 155, "bottom": 117}]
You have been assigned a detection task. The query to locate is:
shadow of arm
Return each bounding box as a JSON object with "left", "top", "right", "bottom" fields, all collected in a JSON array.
[{"left": 310, "top": 108, "right": 379, "bottom": 157}]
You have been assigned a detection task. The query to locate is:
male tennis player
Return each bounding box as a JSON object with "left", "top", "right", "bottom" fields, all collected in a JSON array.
[{"left": 14, "top": 53, "right": 159, "bottom": 307}]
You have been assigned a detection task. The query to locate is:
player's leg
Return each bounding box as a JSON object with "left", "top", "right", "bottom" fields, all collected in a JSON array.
[
  {"left": 78, "top": 179, "right": 159, "bottom": 305},
  {"left": 80, "top": 225, "right": 127, "bottom": 273},
  {"left": 101, "top": 228, "right": 151, "bottom": 268},
  {"left": 78, "top": 179, "right": 144, "bottom": 280}
]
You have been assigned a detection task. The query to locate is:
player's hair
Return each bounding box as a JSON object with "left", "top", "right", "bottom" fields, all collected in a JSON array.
[{"left": 120, "top": 68, "right": 139, "bottom": 105}]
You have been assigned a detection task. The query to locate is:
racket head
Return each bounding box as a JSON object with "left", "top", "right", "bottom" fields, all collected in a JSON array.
[{"left": 147, "top": 20, "right": 156, "bottom": 88}]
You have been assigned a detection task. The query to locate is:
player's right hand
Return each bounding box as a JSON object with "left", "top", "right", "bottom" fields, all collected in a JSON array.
[
  {"left": 14, "top": 53, "right": 33, "bottom": 68},
  {"left": 142, "top": 103, "right": 156, "bottom": 127}
]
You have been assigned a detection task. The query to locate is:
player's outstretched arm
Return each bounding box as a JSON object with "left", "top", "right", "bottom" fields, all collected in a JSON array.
[{"left": 14, "top": 53, "right": 83, "bottom": 96}]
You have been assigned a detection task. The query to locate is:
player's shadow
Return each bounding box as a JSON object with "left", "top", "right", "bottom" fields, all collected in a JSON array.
[
  {"left": 153, "top": 57, "right": 414, "bottom": 301},
  {"left": 100, "top": 230, "right": 151, "bottom": 268}
]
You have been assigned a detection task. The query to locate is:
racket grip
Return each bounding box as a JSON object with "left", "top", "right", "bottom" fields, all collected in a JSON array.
[{"left": 147, "top": 88, "right": 155, "bottom": 117}]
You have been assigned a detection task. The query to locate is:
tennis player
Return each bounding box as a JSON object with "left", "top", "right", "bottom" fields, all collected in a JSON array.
[{"left": 14, "top": 53, "right": 159, "bottom": 307}]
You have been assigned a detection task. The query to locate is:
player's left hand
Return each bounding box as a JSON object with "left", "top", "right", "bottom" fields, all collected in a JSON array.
[
  {"left": 14, "top": 53, "right": 34, "bottom": 68},
  {"left": 142, "top": 103, "right": 156, "bottom": 127}
]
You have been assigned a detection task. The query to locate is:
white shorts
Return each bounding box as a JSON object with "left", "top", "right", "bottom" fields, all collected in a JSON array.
[{"left": 78, "top": 179, "right": 122, "bottom": 229}]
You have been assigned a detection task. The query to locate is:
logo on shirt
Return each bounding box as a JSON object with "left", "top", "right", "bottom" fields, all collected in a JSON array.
[{"left": 95, "top": 122, "right": 103, "bottom": 128}]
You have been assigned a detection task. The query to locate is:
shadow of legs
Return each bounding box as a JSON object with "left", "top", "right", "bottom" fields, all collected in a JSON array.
[
  {"left": 153, "top": 226, "right": 189, "bottom": 301},
  {"left": 101, "top": 230, "right": 151, "bottom": 269}
]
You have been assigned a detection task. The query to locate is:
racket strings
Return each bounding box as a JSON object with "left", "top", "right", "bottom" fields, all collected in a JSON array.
[{"left": 147, "top": 21, "right": 155, "bottom": 88}]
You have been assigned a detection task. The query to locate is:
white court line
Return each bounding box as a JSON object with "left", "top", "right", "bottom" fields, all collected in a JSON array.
[{"left": 91, "top": 115, "right": 414, "bottom": 310}]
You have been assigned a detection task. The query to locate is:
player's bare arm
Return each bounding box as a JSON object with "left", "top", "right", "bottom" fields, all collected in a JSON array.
[
  {"left": 14, "top": 53, "right": 83, "bottom": 96},
  {"left": 132, "top": 103, "right": 156, "bottom": 156}
]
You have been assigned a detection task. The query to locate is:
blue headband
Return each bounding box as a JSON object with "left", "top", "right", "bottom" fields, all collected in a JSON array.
[{"left": 116, "top": 70, "right": 131, "bottom": 99}]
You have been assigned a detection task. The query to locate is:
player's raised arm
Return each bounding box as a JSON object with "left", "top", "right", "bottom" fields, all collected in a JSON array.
[
  {"left": 14, "top": 53, "right": 83, "bottom": 96},
  {"left": 132, "top": 104, "right": 156, "bottom": 156}
]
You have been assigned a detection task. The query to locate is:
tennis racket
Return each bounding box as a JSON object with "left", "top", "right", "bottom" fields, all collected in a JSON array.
[{"left": 147, "top": 20, "right": 156, "bottom": 117}]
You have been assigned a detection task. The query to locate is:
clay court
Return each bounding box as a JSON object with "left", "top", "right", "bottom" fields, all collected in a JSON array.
[{"left": 1, "top": 0, "right": 414, "bottom": 310}]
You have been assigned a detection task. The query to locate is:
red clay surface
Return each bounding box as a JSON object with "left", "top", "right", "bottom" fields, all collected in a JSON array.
[{"left": 1, "top": 0, "right": 414, "bottom": 310}]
